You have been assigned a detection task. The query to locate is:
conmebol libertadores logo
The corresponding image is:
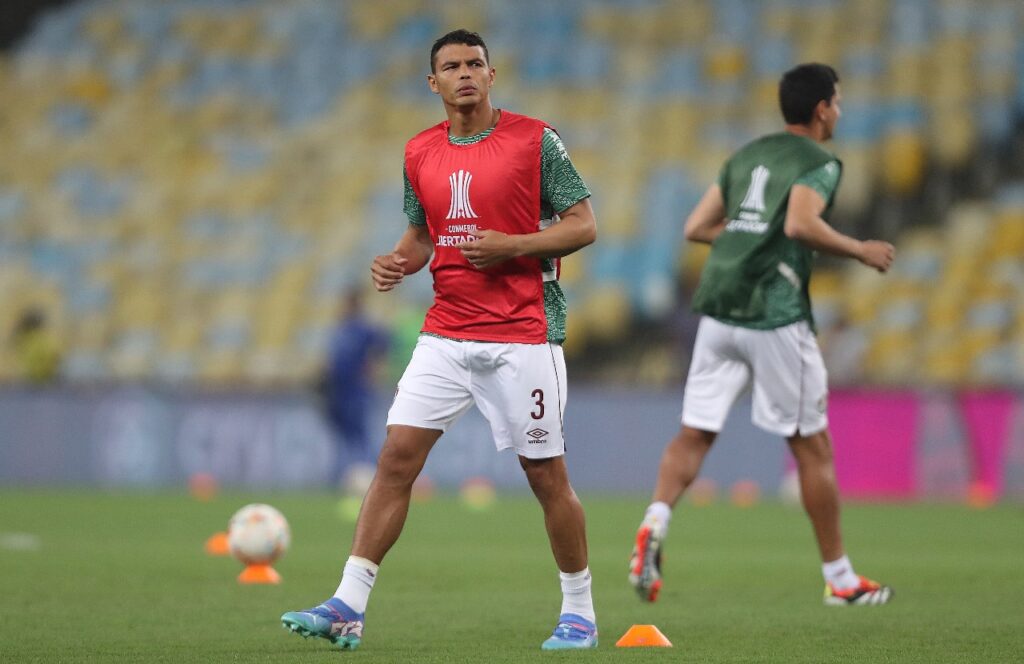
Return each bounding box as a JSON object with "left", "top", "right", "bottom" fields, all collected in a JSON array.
[{"left": 446, "top": 169, "right": 479, "bottom": 219}]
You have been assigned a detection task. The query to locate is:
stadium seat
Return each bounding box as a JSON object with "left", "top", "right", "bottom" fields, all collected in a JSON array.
[{"left": 1, "top": 0, "right": 1021, "bottom": 386}]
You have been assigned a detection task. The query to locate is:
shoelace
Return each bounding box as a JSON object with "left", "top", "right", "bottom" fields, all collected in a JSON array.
[
  {"left": 554, "top": 622, "right": 592, "bottom": 639},
  {"left": 308, "top": 603, "right": 343, "bottom": 620}
]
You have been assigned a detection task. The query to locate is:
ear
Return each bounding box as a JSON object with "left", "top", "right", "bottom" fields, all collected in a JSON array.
[
  {"left": 487, "top": 66, "right": 496, "bottom": 88},
  {"left": 427, "top": 73, "right": 440, "bottom": 95},
  {"left": 815, "top": 98, "right": 830, "bottom": 121}
]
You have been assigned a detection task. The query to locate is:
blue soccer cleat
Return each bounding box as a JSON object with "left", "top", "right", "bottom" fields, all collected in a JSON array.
[
  {"left": 280, "top": 597, "right": 364, "bottom": 650},
  {"left": 541, "top": 613, "right": 598, "bottom": 650}
]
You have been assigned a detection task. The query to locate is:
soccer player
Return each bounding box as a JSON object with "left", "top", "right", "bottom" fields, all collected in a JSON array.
[
  {"left": 629, "top": 64, "right": 895, "bottom": 607},
  {"left": 281, "top": 29, "right": 599, "bottom": 650},
  {"left": 319, "top": 288, "right": 390, "bottom": 490}
]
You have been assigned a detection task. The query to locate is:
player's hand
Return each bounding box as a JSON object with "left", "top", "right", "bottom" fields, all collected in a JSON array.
[
  {"left": 371, "top": 252, "right": 408, "bottom": 291},
  {"left": 458, "top": 229, "right": 520, "bottom": 269},
  {"left": 858, "top": 240, "right": 895, "bottom": 273}
]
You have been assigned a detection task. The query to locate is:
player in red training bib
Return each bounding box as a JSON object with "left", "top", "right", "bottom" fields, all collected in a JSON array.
[{"left": 281, "top": 30, "right": 599, "bottom": 651}]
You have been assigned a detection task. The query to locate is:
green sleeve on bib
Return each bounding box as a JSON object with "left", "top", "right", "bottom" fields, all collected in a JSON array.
[
  {"left": 540, "top": 128, "right": 591, "bottom": 215},
  {"left": 403, "top": 165, "right": 427, "bottom": 226},
  {"left": 793, "top": 160, "right": 840, "bottom": 203}
]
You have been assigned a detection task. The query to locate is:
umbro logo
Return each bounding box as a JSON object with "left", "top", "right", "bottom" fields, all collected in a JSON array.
[{"left": 527, "top": 428, "right": 548, "bottom": 444}]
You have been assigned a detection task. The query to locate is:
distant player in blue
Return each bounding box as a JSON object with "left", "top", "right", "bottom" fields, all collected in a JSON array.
[{"left": 321, "top": 289, "right": 390, "bottom": 488}]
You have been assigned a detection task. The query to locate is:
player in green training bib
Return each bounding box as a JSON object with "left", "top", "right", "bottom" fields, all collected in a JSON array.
[
  {"left": 694, "top": 134, "right": 842, "bottom": 329},
  {"left": 630, "top": 64, "right": 896, "bottom": 607}
]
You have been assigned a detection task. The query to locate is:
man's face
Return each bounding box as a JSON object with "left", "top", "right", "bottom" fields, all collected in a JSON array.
[
  {"left": 820, "top": 85, "right": 842, "bottom": 139},
  {"left": 428, "top": 43, "right": 494, "bottom": 108}
]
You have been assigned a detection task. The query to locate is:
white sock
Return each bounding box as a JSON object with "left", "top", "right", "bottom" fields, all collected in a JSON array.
[
  {"left": 559, "top": 568, "right": 595, "bottom": 624},
  {"left": 333, "top": 556, "right": 379, "bottom": 614},
  {"left": 644, "top": 501, "right": 672, "bottom": 531},
  {"left": 822, "top": 554, "right": 859, "bottom": 591}
]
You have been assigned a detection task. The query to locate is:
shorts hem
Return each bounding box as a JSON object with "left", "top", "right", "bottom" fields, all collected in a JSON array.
[
  {"left": 681, "top": 414, "right": 724, "bottom": 433},
  {"left": 796, "top": 421, "right": 828, "bottom": 437},
  {"left": 385, "top": 417, "right": 448, "bottom": 433},
  {"left": 751, "top": 416, "right": 828, "bottom": 439},
  {"left": 498, "top": 443, "right": 565, "bottom": 459},
  {"left": 750, "top": 413, "right": 798, "bottom": 437}
]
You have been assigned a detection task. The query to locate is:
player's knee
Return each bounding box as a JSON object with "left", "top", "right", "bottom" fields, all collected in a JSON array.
[
  {"left": 520, "top": 457, "right": 570, "bottom": 501},
  {"left": 790, "top": 430, "right": 834, "bottom": 467},
  {"left": 681, "top": 425, "right": 716, "bottom": 445},
  {"left": 376, "top": 442, "right": 425, "bottom": 485}
]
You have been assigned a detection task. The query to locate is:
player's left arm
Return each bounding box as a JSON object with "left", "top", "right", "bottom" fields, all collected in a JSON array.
[
  {"left": 459, "top": 199, "right": 596, "bottom": 269},
  {"left": 785, "top": 161, "right": 894, "bottom": 272},
  {"left": 459, "top": 128, "right": 596, "bottom": 269}
]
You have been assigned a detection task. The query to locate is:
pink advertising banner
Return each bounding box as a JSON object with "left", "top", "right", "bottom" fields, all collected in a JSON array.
[
  {"left": 829, "top": 391, "right": 919, "bottom": 499},
  {"left": 958, "top": 392, "right": 1017, "bottom": 496},
  {"left": 828, "top": 389, "right": 1022, "bottom": 500}
]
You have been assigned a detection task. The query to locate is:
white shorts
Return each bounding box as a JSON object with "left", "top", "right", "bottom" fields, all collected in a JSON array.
[
  {"left": 681, "top": 317, "right": 828, "bottom": 438},
  {"left": 387, "top": 335, "right": 568, "bottom": 459}
]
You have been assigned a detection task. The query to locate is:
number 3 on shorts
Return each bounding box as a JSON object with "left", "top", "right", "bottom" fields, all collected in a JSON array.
[{"left": 531, "top": 388, "right": 544, "bottom": 420}]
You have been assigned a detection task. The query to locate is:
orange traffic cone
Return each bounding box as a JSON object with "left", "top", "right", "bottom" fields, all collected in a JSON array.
[
  {"left": 967, "top": 480, "right": 996, "bottom": 509},
  {"left": 615, "top": 624, "right": 673, "bottom": 647},
  {"left": 204, "top": 531, "right": 230, "bottom": 556},
  {"left": 238, "top": 564, "right": 282, "bottom": 584},
  {"left": 188, "top": 472, "right": 218, "bottom": 501}
]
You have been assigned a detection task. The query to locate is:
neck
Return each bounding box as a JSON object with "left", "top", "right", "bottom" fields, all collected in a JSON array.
[
  {"left": 446, "top": 102, "right": 498, "bottom": 137},
  {"left": 784, "top": 122, "right": 827, "bottom": 143}
]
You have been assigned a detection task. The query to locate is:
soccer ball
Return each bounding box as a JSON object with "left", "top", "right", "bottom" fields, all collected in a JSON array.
[{"left": 227, "top": 503, "right": 290, "bottom": 566}]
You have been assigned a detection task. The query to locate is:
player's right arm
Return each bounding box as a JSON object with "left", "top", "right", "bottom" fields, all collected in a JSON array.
[
  {"left": 373, "top": 166, "right": 435, "bottom": 292},
  {"left": 683, "top": 184, "right": 728, "bottom": 244},
  {"left": 784, "top": 184, "right": 894, "bottom": 272},
  {"left": 371, "top": 223, "right": 433, "bottom": 292}
]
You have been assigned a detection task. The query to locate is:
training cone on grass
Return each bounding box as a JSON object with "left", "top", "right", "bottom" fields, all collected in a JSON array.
[
  {"left": 616, "top": 624, "right": 673, "bottom": 648},
  {"left": 204, "top": 531, "right": 230, "bottom": 556},
  {"left": 237, "top": 564, "right": 281, "bottom": 584}
]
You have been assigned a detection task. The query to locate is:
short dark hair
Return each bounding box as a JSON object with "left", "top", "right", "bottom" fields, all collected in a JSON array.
[
  {"left": 430, "top": 29, "right": 489, "bottom": 73},
  {"left": 778, "top": 63, "right": 839, "bottom": 125}
]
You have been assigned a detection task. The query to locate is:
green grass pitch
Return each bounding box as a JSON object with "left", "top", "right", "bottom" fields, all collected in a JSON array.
[{"left": 1, "top": 490, "right": 1022, "bottom": 662}]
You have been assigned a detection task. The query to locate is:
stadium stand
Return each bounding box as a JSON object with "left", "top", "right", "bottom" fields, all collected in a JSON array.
[{"left": 0, "top": 0, "right": 1021, "bottom": 387}]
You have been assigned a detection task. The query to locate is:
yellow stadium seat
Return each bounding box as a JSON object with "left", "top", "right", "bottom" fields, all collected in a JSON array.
[
  {"left": 991, "top": 214, "right": 1024, "bottom": 255},
  {"left": 832, "top": 144, "right": 875, "bottom": 213},
  {"left": 863, "top": 327, "right": 919, "bottom": 377},
  {"left": 580, "top": 284, "right": 631, "bottom": 344},
  {"left": 558, "top": 251, "right": 587, "bottom": 287},
  {"left": 196, "top": 350, "right": 243, "bottom": 384},
  {"left": 705, "top": 44, "right": 746, "bottom": 82},
  {"left": 73, "top": 314, "right": 111, "bottom": 351},
  {"left": 163, "top": 318, "right": 203, "bottom": 354},
  {"left": 922, "top": 343, "right": 971, "bottom": 385},
  {"left": 963, "top": 325, "right": 1002, "bottom": 351},
  {"left": 930, "top": 108, "right": 976, "bottom": 168},
  {"left": 347, "top": 0, "right": 415, "bottom": 39},
  {"left": 809, "top": 268, "right": 843, "bottom": 300},
  {"left": 925, "top": 289, "right": 968, "bottom": 329},
  {"left": 880, "top": 130, "right": 927, "bottom": 195},
  {"left": 67, "top": 69, "right": 113, "bottom": 106}
]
